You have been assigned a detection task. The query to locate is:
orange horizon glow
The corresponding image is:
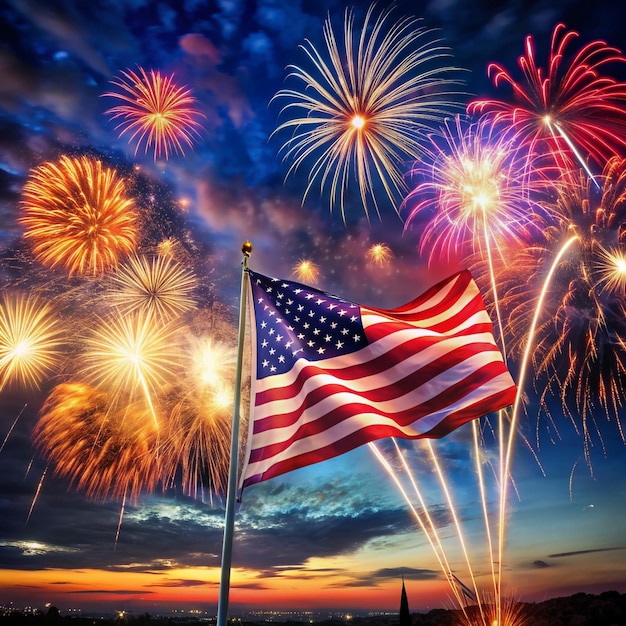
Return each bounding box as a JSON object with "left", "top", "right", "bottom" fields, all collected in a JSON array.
[
  {"left": 0, "top": 565, "right": 455, "bottom": 613},
  {"left": 1, "top": 559, "right": 625, "bottom": 615}
]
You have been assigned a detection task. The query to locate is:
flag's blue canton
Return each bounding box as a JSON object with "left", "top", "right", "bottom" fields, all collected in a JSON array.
[{"left": 248, "top": 270, "right": 365, "bottom": 379}]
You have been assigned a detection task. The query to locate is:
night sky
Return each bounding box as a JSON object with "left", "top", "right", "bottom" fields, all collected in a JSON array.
[{"left": 1, "top": 0, "right": 626, "bottom": 618}]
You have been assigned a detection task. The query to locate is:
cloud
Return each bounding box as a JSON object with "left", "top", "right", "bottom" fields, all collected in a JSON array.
[
  {"left": 8, "top": 0, "right": 136, "bottom": 77},
  {"left": 66, "top": 589, "right": 153, "bottom": 595},
  {"left": 179, "top": 34, "right": 221, "bottom": 65},
  {"left": 548, "top": 547, "right": 626, "bottom": 559},
  {"left": 146, "top": 579, "right": 212, "bottom": 588},
  {"left": 328, "top": 566, "right": 440, "bottom": 588}
]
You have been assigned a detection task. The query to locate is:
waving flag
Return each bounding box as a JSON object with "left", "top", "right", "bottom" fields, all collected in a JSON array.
[{"left": 240, "top": 269, "right": 516, "bottom": 489}]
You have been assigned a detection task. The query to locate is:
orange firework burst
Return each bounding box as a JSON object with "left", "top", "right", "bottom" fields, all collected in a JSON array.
[
  {"left": 0, "top": 294, "right": 63, "bottom": 392},
  {"left": 103, "top": 67, "right": 205, "bottom": 160},
  {"left": 20, "top": 155, "right": 138, "bottom": 277},
  {"left": 108, "top": 254, "right": 197, "bottom": 322},
  {"left": 32, "top": 382, "right": 162, "bottom": 502},
  {"left": 367, "top": 242, "right": 393, "bottom": 265},
  {"left": 293, "top": 258, "right": 320, "bottom": 283}
]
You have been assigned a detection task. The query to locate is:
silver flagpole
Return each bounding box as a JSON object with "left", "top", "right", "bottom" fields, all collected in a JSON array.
[{"left": 217, "top": 241, "right": 252, "bottom": 626}]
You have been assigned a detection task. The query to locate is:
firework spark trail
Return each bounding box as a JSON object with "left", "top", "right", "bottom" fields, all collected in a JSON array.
[
  {"left": 498, "top": 234, "right": 580, "bottom": 606},
  {"left": 103, "top": 67, "right": 205, "bottom": 160},
  {"left": 497, "top": 158, "right": 626, "bottom": 462},
  {"left": 468, "top": 22, "right": 626, "bottom": 172},
  {"left": 405, "top": 115, "right": 538, "bottom": 621},
  {"left": 272, "top": 3, "right": 464, "bottom": 220},
  {"left": 368, "top": 441, "right": 470, "bottom": 618},
  {"left": 471, "top": 420, "right": 499, "bottom": 605},
  {"left": 20, "top": 155, "right": 138, "bottom": 277},
  {"left": 423, "top": 439, "right": 488, "bottom": 626}
]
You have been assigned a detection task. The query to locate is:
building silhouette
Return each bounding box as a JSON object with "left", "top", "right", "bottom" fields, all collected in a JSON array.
[{"left": 399, "top": 577, "right": 411, "bottom": 626}]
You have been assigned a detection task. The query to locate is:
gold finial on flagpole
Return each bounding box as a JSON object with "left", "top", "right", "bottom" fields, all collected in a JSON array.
[{"left": 242, "top": 241, "right": 253, "bottom": 256}]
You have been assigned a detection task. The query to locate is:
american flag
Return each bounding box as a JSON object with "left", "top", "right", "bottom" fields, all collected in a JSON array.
[{"left": 240, "top": 269, "right": 517, "bottom": 489}]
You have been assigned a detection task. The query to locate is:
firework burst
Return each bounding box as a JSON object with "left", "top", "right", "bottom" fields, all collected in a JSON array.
[
  {"left": 108, "top": 254, "right": 197, "bottom": 322},
  {"left": 293, "top": 258, "right": 320, "bottom": 283},
  {"left": 0, "top": 294, "right": 63, "bottom": 392},
  {"left": 272, "top": 3, "right": 464, "bottom": 220},
  {"left": 103, "top": 67, "right": 205, "bottom": 160},
  {"left": 79, "top": 312, "right": 184, "bottom": 427},
  {"left": 20, "top": 155, "right": 138, "bottom": 277},
  {"left": 468, "top": 23, "right": 626, "bottom": 173},
  {"left": 159, "top": 337, "right": 238, "bottom": 498},
  {"left": 404, "top": 115, "right": 548, "bottom": 266},
  {"left": 494, "top": 157, "right": 626, "bottom": 459},
  {"left": 366, "top": 242, "right": 393, "bottom": 265},
  {"left": 32, "top": 382, "right": 162, "bottom": 502}
]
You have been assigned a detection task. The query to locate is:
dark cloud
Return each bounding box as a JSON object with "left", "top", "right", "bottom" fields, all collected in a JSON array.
[
  {"left": 146, "top": 579, "right": 213, "bottom": 588},
  {"left": 549, "top": 548, "right": 626, "bottom": 559},
  {"left": 336, "top": 567, "right": 440, "bottom": 588}
]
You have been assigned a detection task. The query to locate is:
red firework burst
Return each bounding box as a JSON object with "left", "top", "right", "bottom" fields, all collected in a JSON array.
[
  {"left": 468, "top": 23, "right": 626, "bottom": 172},
  {"left": 103, "top": 67, "right": 205, "bottom": 160}
]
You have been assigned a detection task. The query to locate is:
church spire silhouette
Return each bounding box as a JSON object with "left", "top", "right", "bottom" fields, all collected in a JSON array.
[{"left": 399, "top": 576, "right": 411, "bottom": 626}]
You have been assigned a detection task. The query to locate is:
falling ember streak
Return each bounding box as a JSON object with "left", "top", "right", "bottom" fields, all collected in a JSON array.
[
  {"left": 569, "top": 457, "right": 581, "bottom": 502},
  {"left": 0, "top": 404, "right": 27, "bottom": 454},
  {"left": 114, "top": 490, "right": 127, "bottom": 549},
  {"left": 26, "top": 466, "right": 47, "bottom": 524},
  {"left": 549, "top": 119, "right": 601, "bottom": 189}
]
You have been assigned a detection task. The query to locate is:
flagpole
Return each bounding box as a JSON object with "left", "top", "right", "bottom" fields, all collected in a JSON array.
[{"left": 217, "top": 241, "right": 252, "bottom": 626}]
